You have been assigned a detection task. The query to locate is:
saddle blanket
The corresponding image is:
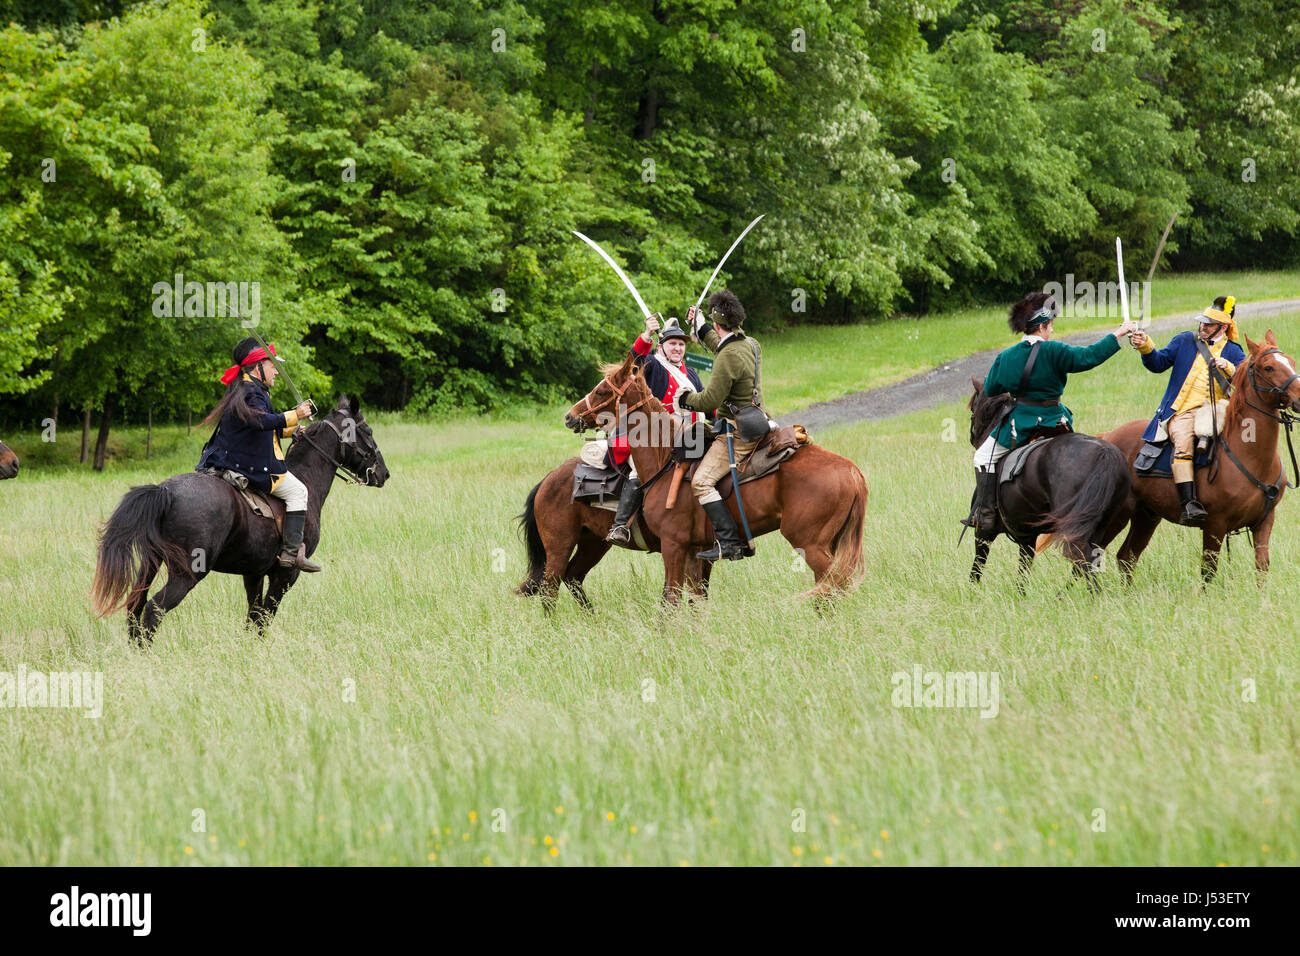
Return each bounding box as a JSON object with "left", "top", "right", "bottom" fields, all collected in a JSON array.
[{"left": 1134, "top": 441, "right": 1213, "bottom": 479}]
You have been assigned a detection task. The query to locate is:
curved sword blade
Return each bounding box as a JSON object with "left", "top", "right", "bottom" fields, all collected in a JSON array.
[
  {"left": 1116, "top": 236, "right": 1132, "bottom": 326},
  {"left": 572, "top": 231, "right": 652, "bottom": 319},
  {"left": 694, "top": 215, "right": 764, "bottom": 313}
]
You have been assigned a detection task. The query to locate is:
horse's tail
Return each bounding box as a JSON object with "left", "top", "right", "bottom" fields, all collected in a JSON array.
[
  {"left": 1044, "top": 440, "right": 1128, "bottom": 547},
  {"left": 515, "top": 480, "right": 547, "bottom": 597},
  {"left": 804, "top": 467, "right": 869, "bottom": 598},
  {"left": 91, "top": 484, "right": 189, "bottom": 617}
]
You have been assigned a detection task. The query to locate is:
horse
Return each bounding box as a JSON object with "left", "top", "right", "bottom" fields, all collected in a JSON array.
[
  {"left": 91, "top": 396, "right": 388, "bottom": 644},
  {"left": 1103, "top": 330, "right": 1300, "bottom": 584},
  {"left": 0, "top": 439, "right": 17, "bottom": 479},
  {"left": 967, "top": 379, "right": 1133, "bottom": 591},
  {"left": 560, "top": 351, "right": 868, "bottom": 605},
  {"left": 515, "top": 458, "right": 713, "bottom": 610}
]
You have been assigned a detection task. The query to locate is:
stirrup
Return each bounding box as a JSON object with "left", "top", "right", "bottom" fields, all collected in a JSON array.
[{"left": 606, "top": 524, "right": 631, "bottom": 544}]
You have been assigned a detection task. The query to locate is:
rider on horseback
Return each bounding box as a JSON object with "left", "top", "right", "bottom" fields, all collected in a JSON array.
[
  {"left": 1129, "top": 296, "right": 1244, "bottom": 526},
  {"left": 675, "top": 289, "right": 769, "bottom": 562},
  {"left": 606, "top": 315, "right": 708, "bottom": 544},
  {"left": 965, "top": 292, "right": 1135, "bottom": 534},
  {"left": 198, "top": 337, "right": 321, "bottom": 572}
]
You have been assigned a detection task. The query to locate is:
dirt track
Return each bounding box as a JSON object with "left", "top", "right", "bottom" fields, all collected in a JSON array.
[{"left": 781, "top": 298, "right": 1300, "bottom": 432}]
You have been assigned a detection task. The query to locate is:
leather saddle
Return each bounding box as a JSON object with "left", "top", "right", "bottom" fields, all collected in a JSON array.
[
  {"left": 200, "top": 467, "right": 285, "bottom": 533},
  {"left": 689, "top": 424, "right": 810, "bottom": 500},
  {"left": 997, "top": 430, "right": 1063, "bottom": 485}
]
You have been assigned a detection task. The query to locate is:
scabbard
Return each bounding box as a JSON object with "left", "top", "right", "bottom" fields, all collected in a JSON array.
[{"left": 665, "top": 461, "right": 688, "bottom": 509}]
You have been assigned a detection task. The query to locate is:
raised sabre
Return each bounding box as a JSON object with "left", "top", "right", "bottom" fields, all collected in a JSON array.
[
  {"left": 1116, "top": 236, "right": 1138, "bottom": 349},
  {"left": 572, "top": 231, "right": 654, "bottom": 320},
  {"left": 690, "top": 215, "right": 764, "bottom": 336}
]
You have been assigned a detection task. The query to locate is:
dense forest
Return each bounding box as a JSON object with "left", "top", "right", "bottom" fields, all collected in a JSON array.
[{"left": 2, "top": 0, "right": 1299, "bottom": 455}]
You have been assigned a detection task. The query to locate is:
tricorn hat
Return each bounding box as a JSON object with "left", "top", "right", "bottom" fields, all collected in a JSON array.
[{"left": 659, "top": 317, "right": 689, "bottom": 342}]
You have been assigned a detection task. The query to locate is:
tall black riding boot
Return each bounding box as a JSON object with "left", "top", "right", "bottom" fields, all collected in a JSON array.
[
  {"left": 279, "top": 510, "right": 322, "bottom": 572},
  {"left": 1176, "top": 481, "right": 1208, "bottom": 526},
  {"left": 606, "top": 476, "right": 643, "bottom": 544},
  {"left": 697, "top": 500, "right": 749, "bottom": 562},
  {"left": 959, "top": 470, "right": 1000, "bottom": 534}
]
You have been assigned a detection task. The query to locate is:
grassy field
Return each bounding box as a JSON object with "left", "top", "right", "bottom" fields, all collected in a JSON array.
[{"left": 2, "top": 306, "right": 1298, "bottom": 866}]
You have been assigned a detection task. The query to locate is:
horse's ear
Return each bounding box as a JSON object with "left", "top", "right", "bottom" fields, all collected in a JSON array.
[
  {"left": 1265, "top": 329, "right": 1278, "bottom": 346},
  {"left": 970, "top": 376, "right": 983, "bottom": 394},
  {"left": 335, "top": 394, "right": 351, "bottom": 412},
  {"left": 349, "top": 393, "right": 363, "bottom": 415},
  {"left": 1246, "top": 334, "right": 1260, "bottom": 354}
]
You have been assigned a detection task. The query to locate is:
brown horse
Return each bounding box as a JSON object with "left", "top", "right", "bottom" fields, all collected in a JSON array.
[
  {"left": 1104, "top": 330, "right": 1300, "bottom": 583},
  {"left": 515, "top": 457, "right": 713, "bottom": 610},
  {"left": 0, "top": 440, "right": 17, "bottom": 479},
  {"left": 560, "top": 352, "right": 868, "bottom": 604}
]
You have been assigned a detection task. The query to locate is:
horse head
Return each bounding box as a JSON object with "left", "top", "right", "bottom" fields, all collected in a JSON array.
[
  {"left": 1243, "top": 330, "right": 1300, "bottom": 415},
  {"left": 322, "top": 395, "right": 389, "bottom": 486},
  {"left": 0, "top": 440, "right": 17, "bottom": 479},
  {"left": 563, "top": 352, "right": 656, "bottom": 434},
  {"left": 968, "top": 377, "right": 1012, "bottom": 448}
]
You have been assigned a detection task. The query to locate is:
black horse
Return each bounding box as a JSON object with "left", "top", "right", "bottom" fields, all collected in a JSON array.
[
  {"left": 92, "top": 396, "right": 388, "bottom": 644},
  {"left": 967, "top": 379, "right": 1133, "bottom": 591},
  {"left": 0, "top": 439, "right": 18, "bottom": 479}
]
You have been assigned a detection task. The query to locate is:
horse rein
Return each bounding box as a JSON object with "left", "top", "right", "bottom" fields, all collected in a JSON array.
[
  {"left": 291, "top": 416, "right": 379, "bottom": 485},
  {"left": 1213, "top": 348, "right": 1300, "bottom": 515},
  {"left": 571, "top": 372, "right": 657, "bottom": 428}
]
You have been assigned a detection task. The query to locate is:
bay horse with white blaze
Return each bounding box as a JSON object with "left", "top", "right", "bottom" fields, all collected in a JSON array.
[
  {"left": 92, "top": 396, "right": 388, "bottom": 644},
  {"left": 1103, "top": 330, "right": 1300, "bottom": 584},
  {"left": 559, "top": 352, "right": 868, "bottom": 605}
]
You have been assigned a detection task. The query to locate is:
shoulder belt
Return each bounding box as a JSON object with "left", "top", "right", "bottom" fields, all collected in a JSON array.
[{"left": 1193, "top": 336, "right": 1233, "bottom": 396}]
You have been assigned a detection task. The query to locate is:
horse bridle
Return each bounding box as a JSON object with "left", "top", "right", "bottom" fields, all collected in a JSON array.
[
  {"left": 1246, "top": 348, "right": 1300, "bottom": 421},
  {"left": 571, "top": 371, "right": 656, "bottom": 428},
  {"left": 292, "top": 415, "right": 380, "bottom": 485},
  {"left": 1212, "top": 347, "right": 1300, "bottom": 514}
]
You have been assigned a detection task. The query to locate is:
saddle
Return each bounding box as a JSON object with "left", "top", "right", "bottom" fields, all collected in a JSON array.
[
  {"left": 690, "top": 424, "right": 810, "bottom": 500},
  {"left": 1134, "top": 440, "right": 1215, "bottom": 479},
  {"left": 200, "top": 467, "right": 284, "bottom": 533},
  {"left": 997, "top": 429, "right": 1066, "bottom": 485},
  {"left": 572, "top": 461, "right": 624, "bottom": 506}
]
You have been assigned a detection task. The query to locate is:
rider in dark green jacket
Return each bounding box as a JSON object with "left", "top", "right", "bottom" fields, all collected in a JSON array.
[{"left": 964, "top": 292, "right": 1136, "bottom": 534}]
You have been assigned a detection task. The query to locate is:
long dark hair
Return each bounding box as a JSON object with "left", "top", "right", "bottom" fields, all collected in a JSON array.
[{"left": 201, "top": 376, "right": 265, "bottom": 429}]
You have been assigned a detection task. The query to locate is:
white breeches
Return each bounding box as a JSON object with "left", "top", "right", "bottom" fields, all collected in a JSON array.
[
  {"left": 973, "top": 435, "right": 1010, "bottom": 473},
  {"left": 271, "top": 471, "right": 309, "bottom": 511}
]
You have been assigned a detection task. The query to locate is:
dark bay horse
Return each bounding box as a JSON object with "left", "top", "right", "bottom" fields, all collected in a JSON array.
[
  {"left": 92, "top": 396, "right": 388, "bottom": 644},
  {"left": 968, "top": 379, "right": 1133, "bottom": 591},
  {"left": 558, "top": 352, "right": 868, "bottom": 605},
  {"left": 516, "top": 458, "right": 714, "bottom": 609},
  {"left": 1103, "top": 330, "right": 1300, "bottom": 584},
  {"left": 0, "top": 440, "right": 17, "bottom": 479}
]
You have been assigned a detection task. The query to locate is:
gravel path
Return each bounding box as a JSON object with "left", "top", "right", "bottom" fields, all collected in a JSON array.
[{"left": 780, "top": 298, "right": 1300, "bottom": 431}]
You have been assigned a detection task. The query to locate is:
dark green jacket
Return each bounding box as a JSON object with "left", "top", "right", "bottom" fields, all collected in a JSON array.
[
  {"left": 984, "top": 334, "right": 1120, "bottom": 448},
  {"left": 678, "top": 329, "right": 763, "bottom": 422}
]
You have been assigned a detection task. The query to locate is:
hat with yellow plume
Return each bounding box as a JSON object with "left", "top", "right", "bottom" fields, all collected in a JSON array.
[{"left": 1199, "top": 295, "right": 1238, "bottom": 342}]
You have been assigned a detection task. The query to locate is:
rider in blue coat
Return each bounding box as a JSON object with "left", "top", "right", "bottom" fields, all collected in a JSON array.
[{"left": 198, "top": 337, "right": 320, "bottom": 572}]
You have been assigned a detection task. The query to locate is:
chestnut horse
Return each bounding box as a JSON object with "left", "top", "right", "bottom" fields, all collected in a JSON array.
[
  {"left": 0, "top": 440, "right": 17, "bottom": 479},
  {"left": 1104, "top": 330, "right": 1300, "bottom": 584},
  {"left": 559, "top": 352, "right": 868, "bottom": 604},
  {"left": 515, "top": 458, "right": 713, "bottom": 609}
]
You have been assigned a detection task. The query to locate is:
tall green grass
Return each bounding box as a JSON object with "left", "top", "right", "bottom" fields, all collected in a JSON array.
[{"left": 1, "top": 313, "right": 1297, "bottom": 865}]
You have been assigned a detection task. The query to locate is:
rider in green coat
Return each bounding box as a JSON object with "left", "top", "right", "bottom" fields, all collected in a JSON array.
[{"left": 964, "top": 292, "right": 1136, "bottom": 534}]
